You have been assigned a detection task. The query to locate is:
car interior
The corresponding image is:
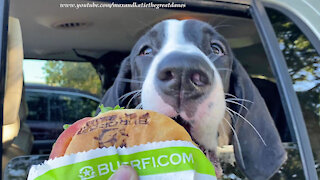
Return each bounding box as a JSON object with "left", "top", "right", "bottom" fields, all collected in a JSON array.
[{"left": 2, "top": 0, "right": 303, "bottom": 179}]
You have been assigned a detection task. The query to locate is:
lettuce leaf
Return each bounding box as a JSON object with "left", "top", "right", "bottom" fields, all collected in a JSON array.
[
  {"left": 63, "top": 124, "right": 71, "bottom": 130},
  {"left": 98, "top": 104, "right": 124, "bottom": 114}
]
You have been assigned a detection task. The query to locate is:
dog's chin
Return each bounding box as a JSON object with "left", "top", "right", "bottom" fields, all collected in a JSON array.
[
  {"left": 171, "top": 114, "right": 223, "bottom": 178},
  {"left": 171, "top": 115, "right": 207, "bottom": 150}
]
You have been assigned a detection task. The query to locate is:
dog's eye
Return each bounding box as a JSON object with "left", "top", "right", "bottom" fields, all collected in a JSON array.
[
  {"left": 139, "top": 46, "right": 153, "bottom": 56},
  {"left": 210, "top": 43, "right": 224, "bottom": 56}
]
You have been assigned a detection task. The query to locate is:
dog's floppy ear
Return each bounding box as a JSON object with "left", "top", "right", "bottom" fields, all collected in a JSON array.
[
  {"left": 96, "top": 57, "right": 131, "bottom": 114},
  {"left": 229, "top": 58, "right": 287, "bottom": 179}
]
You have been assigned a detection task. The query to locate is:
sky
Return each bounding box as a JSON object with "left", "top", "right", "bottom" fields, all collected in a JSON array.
[{"left": 23, "top": 59, "right": 46, "bottom": 84}]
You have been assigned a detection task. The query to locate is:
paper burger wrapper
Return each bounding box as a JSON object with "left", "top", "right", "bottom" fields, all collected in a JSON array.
[{"left": 28, "top": 140, "right": 216, "bottom": 180}]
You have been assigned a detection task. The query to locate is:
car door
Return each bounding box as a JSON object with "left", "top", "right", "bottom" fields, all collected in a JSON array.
[{"left": 251, "top": 0, "right": 319, "bottom": 179}]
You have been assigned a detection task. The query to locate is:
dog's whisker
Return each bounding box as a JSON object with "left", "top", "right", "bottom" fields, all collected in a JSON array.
[
  {"left": 213, "top": 24, "right": 234, "bottom": 30},
  {"left": 225, "top": 99, "right": 249, "bottom": 111},
  {"left": 126, "top": 91, "right": 141, "bottom": 108},
  {"left": 135, "top": 103, "right": 143, "bottom": 109},
  {"left": 225, "top": 107, "right": 235, "bottom": 121},
  {"left": 224, "top": 93, "right": 237, "bottom": 98},
  {"left": 223, "top": 117, "right": 245, "bottom": 169},
  {"left": 226, "top": 98, "right": 253, "bottom": 104},
  {"left": 119, "top": 90, "right": 141, "bottom": 101},
  {"left": 119, "top": 90, "right": 142, "bottom": 102},
  {"left": 216, "top": 68, "right": 232, "bottom": 72},
  {"left": 226, "top": 107, "right": 267, "bottom": 146},
  {"left": 135, "top": 76, "right": 146, "bottom": 80},
  {"left": 224, "top": 93, "right": 253, "bottom": 104},
  {"left": 211, "top": 56, "right": 220, "bottom": 63},
  {"left": 225, "top": 93, "right": 252, "bottom": 103},
  {"left": 116, "top": 78, "right": 144, "bottom": 84}
]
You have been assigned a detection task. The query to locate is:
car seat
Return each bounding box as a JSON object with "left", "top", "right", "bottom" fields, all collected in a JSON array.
[{"left": 2, "top": 17, "right": 33, "bottom": 176}]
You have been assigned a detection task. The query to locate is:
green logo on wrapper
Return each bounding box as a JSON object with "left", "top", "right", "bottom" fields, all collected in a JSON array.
[
  {"left": 32, "top": 146, "right": 216, "bottom": 180},
  {"left": 79, "top": 166, "right": 96, "bottom": 179}
]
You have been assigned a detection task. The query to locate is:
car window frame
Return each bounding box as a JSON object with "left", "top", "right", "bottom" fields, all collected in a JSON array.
[
  {"left": 25, "top": 86, "right": 101, "bottom": 103},
  {"left": 250, "top": 0, "right": 318, "bottom": 179}
]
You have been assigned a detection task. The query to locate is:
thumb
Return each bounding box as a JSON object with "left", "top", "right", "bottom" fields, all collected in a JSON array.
[{"left": 109, "top": 165, "right": 139, "bottom": 180}]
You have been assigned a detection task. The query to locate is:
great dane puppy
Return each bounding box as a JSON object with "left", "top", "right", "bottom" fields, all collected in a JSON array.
[{"left": 99, "top": 19, "right": 287, "bottom": 180}]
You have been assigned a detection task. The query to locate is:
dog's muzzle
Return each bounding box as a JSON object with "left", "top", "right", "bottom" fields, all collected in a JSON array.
[{"left": 155, "top": 52, "right": 214, "bottom": 109}]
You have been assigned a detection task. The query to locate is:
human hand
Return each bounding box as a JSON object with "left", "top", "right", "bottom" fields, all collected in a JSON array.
[{"left": 109, "top": 165, "right": 139, "bottom": 180}]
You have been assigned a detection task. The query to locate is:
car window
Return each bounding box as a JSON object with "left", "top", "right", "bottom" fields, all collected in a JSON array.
[
  {"left": 23, "top": 59, "right": 101, "bottom": 144},
  {"left": 267, "top": 8, "right": 320, "bottom": 177},
  {"left": 25, "top": 91, "right": 49, "bottom": 121},
  {"left": 23, "top": 59, "right": 102, "bottom": 96},
  {"left": 26, "top": 91, "right": 99, "bottom": 122},
  {"left": 50, "top": 94, "right": 99, "bottom": 123}
]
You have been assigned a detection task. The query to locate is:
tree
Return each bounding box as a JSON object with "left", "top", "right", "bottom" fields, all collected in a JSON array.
[
  {"left": 42, "top": 60, "right": 102, "bottom": 96},
  {"left": 268, "top": 8, "right": 320, "bottom": 175},
  {"left": 268, "top": 9, "right": 320, "bottom": 117}
]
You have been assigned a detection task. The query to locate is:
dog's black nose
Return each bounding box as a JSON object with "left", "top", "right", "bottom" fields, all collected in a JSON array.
[{"left": 156, "top": 52, "right": 214, "bottom": 100}]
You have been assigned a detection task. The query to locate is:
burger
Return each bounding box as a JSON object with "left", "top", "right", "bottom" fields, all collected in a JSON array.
[{"left": 49, "top": 107, "right": 195, "bottom": 159}]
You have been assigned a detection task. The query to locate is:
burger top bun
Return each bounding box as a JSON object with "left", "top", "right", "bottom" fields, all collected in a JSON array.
[{"left": 65, "top": 109, "right": 193, "bottom": 155}]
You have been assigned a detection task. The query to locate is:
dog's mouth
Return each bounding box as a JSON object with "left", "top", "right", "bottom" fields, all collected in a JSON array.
[
  {"left": 172, "top": 115, "right": 203, "bottom": 151},
  {"left": 172, "top": 115, "right": 191, "bottom": 134},
  {"left": 172, "top": 115, "right": 222, "bottom": 177}
]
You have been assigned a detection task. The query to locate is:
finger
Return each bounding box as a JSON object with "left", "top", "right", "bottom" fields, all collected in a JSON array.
[{"left": 109, "top": 165, "right": 139, "bottom": 180}]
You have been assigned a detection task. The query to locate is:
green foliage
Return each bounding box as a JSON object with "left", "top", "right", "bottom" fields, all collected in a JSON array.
[
  {"left": 268, "top": 9, "right": 320, "bottom": 117},
  {"left": 98, "top": 104, "right": 124, "bottom": 114},
  {"left": 63, "top": 124, "right": 71, "bottom": 130},
  {"left": 42, "top": 61, "right": 102, "bottom": 96}
]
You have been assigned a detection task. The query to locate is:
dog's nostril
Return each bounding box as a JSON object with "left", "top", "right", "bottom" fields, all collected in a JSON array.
[
  {"left": 158, "top": 70, "right": 174, "bottom": 81},
  {"left": 191, "top": 72, "right": 208, "bottom": 86}
]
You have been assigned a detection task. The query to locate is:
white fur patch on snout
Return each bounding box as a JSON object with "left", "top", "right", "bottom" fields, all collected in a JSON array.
[{"left": 141, "top": 19, "right": 226, "bottom": 151}]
